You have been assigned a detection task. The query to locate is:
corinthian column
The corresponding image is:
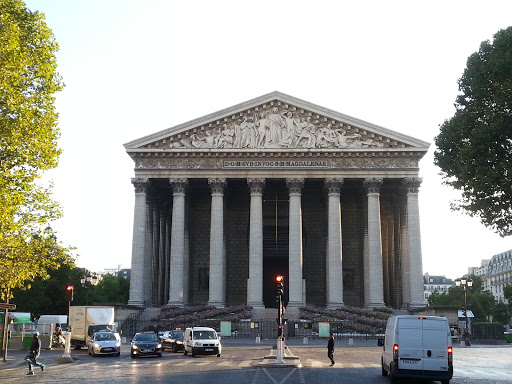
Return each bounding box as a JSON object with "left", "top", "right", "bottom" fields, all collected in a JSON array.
[
  {"left": 325, "top": 178, "right": 344, "bottom": 308},
  {"left": 128, "top": 178, "right": 150, "bottom": 307},
  {"left": 287, "top": 178, "right": 304, "bottom": 307},
  {"left": 247, "top": 179, "right": 265, "bottom": 308},
  {"left": 404, "top": 178, "right": 425, "bottom": 308},
  {"left": 364, "top": 178, "right": 385, "bottom": 308},
  {"left": 168, "top": 178, "right": 188, "bottom": 306},
  {"left": 208, "top": 178, "right": 226, "bottom": 307}
]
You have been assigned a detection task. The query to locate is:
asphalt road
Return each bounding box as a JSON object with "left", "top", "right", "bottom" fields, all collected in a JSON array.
[{"left": 1, "top": 340, "right": 511, "bottom": 384}]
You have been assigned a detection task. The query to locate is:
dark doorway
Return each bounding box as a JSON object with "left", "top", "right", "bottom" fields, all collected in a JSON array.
[{"left": 262, "top": 182, "right": 289, "bottom": 308}]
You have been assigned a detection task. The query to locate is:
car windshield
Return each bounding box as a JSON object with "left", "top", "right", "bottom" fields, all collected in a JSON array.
[
  {"left": 193, "top": 330, "right": 217, "bottom": 340},
  {"left": 95, "top": 333, "right": 117, "bottom": 341},
  {"left": 134, "top": 333, "right": 158, "bottom": 342},
  {"left": 171, "top": 331, "right": 184, "bottom": 340}
]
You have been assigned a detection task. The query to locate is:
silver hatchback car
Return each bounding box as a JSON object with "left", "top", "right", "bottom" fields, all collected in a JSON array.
[{"left": 88, "top": 332, "right": 121, "bottom": 357}]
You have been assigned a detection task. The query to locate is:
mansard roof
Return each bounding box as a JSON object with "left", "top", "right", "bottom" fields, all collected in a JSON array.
[{"left": 124, "top": 92, "right": 430, "bottom": 155}]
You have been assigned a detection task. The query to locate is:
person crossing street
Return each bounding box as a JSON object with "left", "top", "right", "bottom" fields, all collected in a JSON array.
[{"left": 26, "top": 331, "right": 45, "bottom": 375}]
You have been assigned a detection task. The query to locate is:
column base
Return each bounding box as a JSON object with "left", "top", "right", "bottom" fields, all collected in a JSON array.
[
  {"left": 167, "top": 300, "right": 185, "bottom": 307},
  {"left": 327, "top": 302, "right": 345, "bottom": 309},
  {"left": 247, "top": 302, "right": 264, "bottom": 309},
  {"left": 127, "top": 300, "right": 145, "bottom": 307},
  {"left": 368, "top": 302, "right": 386, "bottom": 309},
  {"left": 208, "top": 301, "right": 225, "bottom": 308}
]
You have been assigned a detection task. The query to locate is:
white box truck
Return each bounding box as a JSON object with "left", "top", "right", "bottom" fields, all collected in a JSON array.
[
  {"left": 380, "top": 315, "right": 453, "bottom": 384},
  {"left": 69, "top": 306, "right": 116, "bottom": 349}
]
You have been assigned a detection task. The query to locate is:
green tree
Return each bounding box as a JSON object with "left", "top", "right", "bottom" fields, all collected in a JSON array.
[
  {"left": 428, "top": 275, "right": 494, "bottom": 321},
  {"left": 88, "top": 275, "right": 130, "bottom": 305},
  {"left": 11, "top": 265, "right": 86, "bottom": 318},
  {"left": 492, "top": 302, "right": 510, "bottom": 325},
  {"left": 0, "top": 0, "right": 74, "bottom": 299},
  {"left": 434, "top": 26, "right": 512, "bottom": 237}
]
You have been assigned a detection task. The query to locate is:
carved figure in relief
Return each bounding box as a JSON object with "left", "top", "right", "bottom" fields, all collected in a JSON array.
[
  {"left": 295, "top": 116, "right": 316, "bottom": 148},
  {"left": 215, "top": 124, "right": 235, "bottom": 148},
  {"left": 240, "top": 115, "right": 257, "bottom": 148},
  {"left": 333, "top": 128, "right": 360, "bottom": 148}
]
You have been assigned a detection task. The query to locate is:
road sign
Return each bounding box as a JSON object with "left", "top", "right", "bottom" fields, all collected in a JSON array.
[{"left": 0, "top": 303, "right": 16, "bottom": 310}]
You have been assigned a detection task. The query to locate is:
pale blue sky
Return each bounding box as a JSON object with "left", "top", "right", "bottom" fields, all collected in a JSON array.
[{"left": 24, "top": 0, "right": 512, "bottom": 278}]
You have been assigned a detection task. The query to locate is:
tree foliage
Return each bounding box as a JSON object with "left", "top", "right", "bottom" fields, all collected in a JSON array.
[
  {"left": 434, "top": 26, "right": 512, "bottom": 237},
  {"left": 428, "top": 275, "right": 495, "bottom": 321},
  {"left": 0, "top": 0, "right": 74, "bottom": 298}
]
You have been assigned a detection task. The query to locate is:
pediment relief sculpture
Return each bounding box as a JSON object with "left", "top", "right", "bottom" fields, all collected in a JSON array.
[{"left": 166, "top": 106, "right": 393, "bottom": 150}]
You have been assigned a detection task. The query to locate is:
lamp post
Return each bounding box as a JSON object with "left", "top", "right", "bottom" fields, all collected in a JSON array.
[
  {"left": 455, "top": 277, "right": 473, "bottom": 346},
  {"left": 80, "top": 272, "right": 97, "bottom": 306}
]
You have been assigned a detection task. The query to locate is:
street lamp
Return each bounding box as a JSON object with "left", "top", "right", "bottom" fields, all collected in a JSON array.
[
  {"left": 80, "top": 272, "right": 97, "bottom": 306},
  {"left": 455, "top": 277, "right": 473, "bottom": 346}
]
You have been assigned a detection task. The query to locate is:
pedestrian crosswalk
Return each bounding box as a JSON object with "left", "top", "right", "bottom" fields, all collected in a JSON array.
[{"left": 304, "top": 360, "right": 380, "bottom": 369}]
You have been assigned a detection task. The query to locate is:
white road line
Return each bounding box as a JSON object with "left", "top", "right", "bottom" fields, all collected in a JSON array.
[{"left": 238, "top": 360, "right": 252, "bottom": 368}]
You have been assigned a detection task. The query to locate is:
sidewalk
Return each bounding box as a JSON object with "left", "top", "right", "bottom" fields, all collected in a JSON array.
[{"left": 0, "top": 348, "right": 66, "bottom": 371}]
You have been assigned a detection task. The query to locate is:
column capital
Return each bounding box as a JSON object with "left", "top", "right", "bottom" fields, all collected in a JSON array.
[
  {"left": 363, "top": 178, "right": 383, "bottom": 194},
  {"left": 286, "top": 178, "right": 304, "bottom": 194},
  {"left": 247, "top": 178, "right": 265, "bottom": 195},
  {"left": 325, "top": 178, "right": 344, "bottom": 194},
  {"left": 131, "top": 178, "right": 150, "bottom": 193},
  {"left": 169, "top": 178, "right": 188, "bottom": 194},
  {"left": 208, "top": 178, "right": 226, "bottom": 194},
  {"left": 403, "top": 177, "right": 422, "bottom": 194}
]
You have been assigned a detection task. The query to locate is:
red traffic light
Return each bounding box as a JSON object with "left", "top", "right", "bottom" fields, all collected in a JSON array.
[
  {"left": 275, "top": 275, "right": 283, "bottom": 283},
  {"left": 66, "top": 285, "right": 73, "bottom": 291}
]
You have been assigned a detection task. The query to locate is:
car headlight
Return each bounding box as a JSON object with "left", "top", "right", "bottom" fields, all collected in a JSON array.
[
  {"left": 157, "top": 344, "right": 162, "bottom": 349},
  {"left": 132, "top": 345, "right": 139, "bottom": 350},
  {"left": 194, "top": 342, "right": 202, "bottom": 347},
  {"left": 115, "top": 342, "right": 121, "bottom": 347},
  {"left": 94, "top": 343, "right": 101, "bottom": 348},
  {"left": 176, "top": 341, "right": 182, "bottom": 344}
]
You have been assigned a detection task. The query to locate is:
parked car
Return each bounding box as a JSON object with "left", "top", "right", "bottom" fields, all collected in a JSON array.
[
  {"left": 131, "top": 332, "right": 162, "bottom": 358},
  {"left": 162, "top": 330, "right": 184, "bottom": 352},
  {"left": 87, "top": 332, "right": 121, "bottom": 357},
  {"left": 183, "top": 327, "right": 221, "bottom": 357}
]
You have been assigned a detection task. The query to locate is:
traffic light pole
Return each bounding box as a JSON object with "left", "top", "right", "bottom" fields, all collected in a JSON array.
[{"left": 276, "top": 294, "right": 284, "bottom": 364}]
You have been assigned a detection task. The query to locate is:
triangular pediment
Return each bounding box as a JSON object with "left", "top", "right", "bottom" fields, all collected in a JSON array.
[{"left": 124, "top": 92, "right": 430, "bottom": 152}]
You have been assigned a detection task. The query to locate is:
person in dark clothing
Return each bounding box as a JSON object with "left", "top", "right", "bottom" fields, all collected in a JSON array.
[
  {"left": 26, "top": 331, "right": 45, "bottom": 375},
  {"left": 327, "top": 333, "right": 335, "bottom": 366}
]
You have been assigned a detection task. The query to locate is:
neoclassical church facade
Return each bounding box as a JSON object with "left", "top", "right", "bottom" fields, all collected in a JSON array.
[{"left": 125, "top": 92, "right": 429, "bottom": 310}]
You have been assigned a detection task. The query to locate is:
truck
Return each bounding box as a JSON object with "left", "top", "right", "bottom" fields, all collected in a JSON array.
[{"left": 69, "top": 306, "right": 116, "bottom": 349}]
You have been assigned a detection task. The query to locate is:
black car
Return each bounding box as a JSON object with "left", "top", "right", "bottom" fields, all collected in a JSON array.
[
  {"left": 162, "top": 330, "right": 184, "bottom": 353},
  {"left": 130, "top": 332, "right": 162, "bottom": 358}
]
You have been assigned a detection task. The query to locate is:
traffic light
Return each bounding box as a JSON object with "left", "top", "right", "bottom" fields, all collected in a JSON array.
[
  {"left": 275, "top": 275, "right": 284, "bottom": 301},
  {"left": 66, "top": 285, "right": 74, "bottom": 302}
]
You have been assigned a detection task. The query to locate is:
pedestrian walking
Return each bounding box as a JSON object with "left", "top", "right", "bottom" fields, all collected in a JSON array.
[
  {"left": 327, "top": 333, "right": 335, "bottom": 366},
  {"left": 25, "top": 331, "right": 45, "bottom": 375}
]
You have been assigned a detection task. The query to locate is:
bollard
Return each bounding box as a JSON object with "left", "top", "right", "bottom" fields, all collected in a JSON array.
[
  {"left": 58, "top": 333, "right": 73, "bottom": 364},
  {"left": 348, "top": 337, "right": 354, "bottom": 346},
  {"left": 303, "top": 336, "right": 308, "bottom": 345},
  {"left": 276, "top": 338, "right": 284, "bottom": 364},
  {"left": 255, "top": 335, "right": 261, "bottom": 344}
]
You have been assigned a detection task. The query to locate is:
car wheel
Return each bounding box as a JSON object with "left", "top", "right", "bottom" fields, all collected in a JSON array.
[
  {"left": 191, "top": 349, "right": 195, "bottom": 357},
  {"left": 131, "top": 353, "right": 136, "bottom": 359},
  {"left": 381, "top": 359, "right": 388, "bottom": 376},
  {"left": 183, "top": 347, "right": 187, "bottom": 356},
  {"left": 172, "top": 345, "right": 177, "bottom": 353},
  {"left": 217, "top": 353, "right": 221, "bottom": 357},
  {"left": 116, "top": 352, "right": 120, "bottom": 357}
]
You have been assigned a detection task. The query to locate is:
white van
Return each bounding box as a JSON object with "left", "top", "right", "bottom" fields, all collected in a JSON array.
[
  {"left": 183, "top": 327, "right": 221, "bottom": 357},
  {"left": 380, "top": 315, "right": 453, "bottom": 384}
]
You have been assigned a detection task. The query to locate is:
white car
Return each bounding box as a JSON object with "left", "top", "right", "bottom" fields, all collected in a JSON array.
[
  {"left": 183, "top": 327, "right": 221, "bottom": 357},
  {"left": 88, "top": 332, "right": 121, "bottom": 357}
]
